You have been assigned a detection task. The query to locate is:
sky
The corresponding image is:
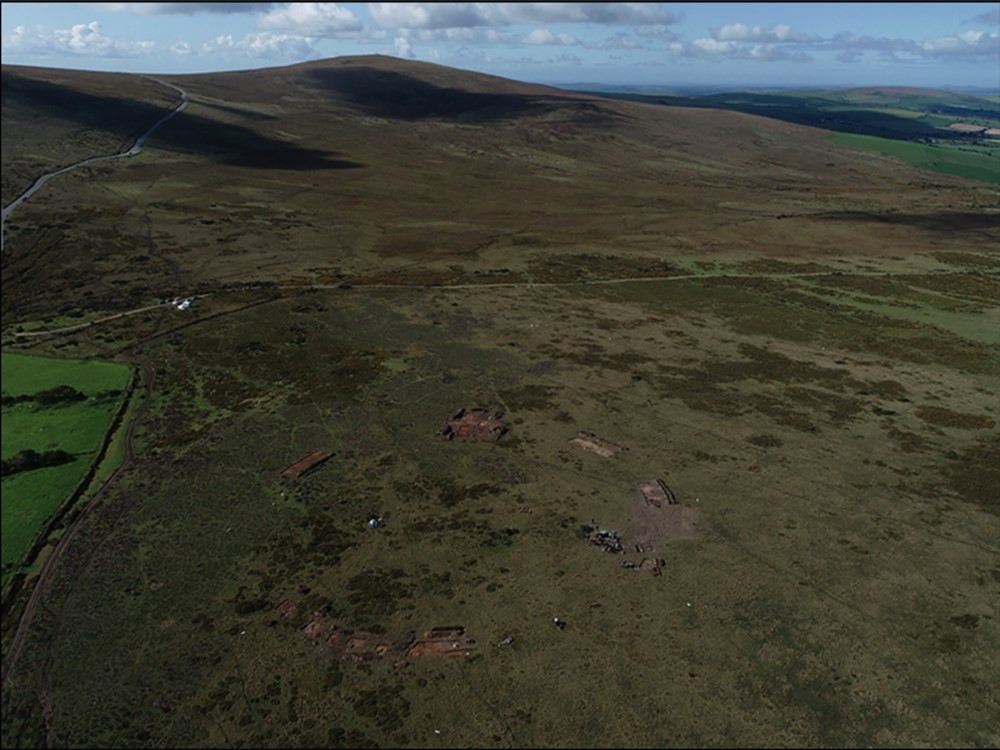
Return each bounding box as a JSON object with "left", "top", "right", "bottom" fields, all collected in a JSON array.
[{"left": 1, "top": 3, "right": 998, "bottom": 90}]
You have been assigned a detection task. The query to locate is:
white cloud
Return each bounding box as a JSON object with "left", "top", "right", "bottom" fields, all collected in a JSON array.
[
  {"left": 500, "top": 2, "right": 677, "bottom": 25},
  {"left": 553, "top": 52, "right": 582, "bottom": 65},
  {"left": 170, "top": 40, "right": 192, "bottom": 55},
  {"left": 521, "top": 28, "right": 580, "bottom": 46},
  {"left": 712, "top": 23, "right": 817, "bottom": 43},
  {"left": 635, "top": 24, "right": 677, "bottom": 40},
  {"left": 88, "top": 3, "right": 272, "bottom": 14},
  {"left": 831, "top": 32, "right": 917, "bottom": 56},
  {"left": 202, "top": 31, "right": 317, "bottom": 60},
  {"left": 673, "top": 36, "right": 811, "bottom": 62},
  {"left": 835, "top": 48, "right": 864, "bottom": 63},
  {"left": 830, "top": 29, "right": 998, "bottom": 62},
  {"left": 745, "top": 43, "right": 810, "bottom": 62},
  {"left": 368, "top": 2, "right": 493, "bottom": 29},
  {"left": 591, "top": 32, "right": 643, "bottom": 50},
  {"left": 406, "top": 27, "right": 509, "bottom": 43},
  {"left": 258, "top": 3, "right": 362, "bottom": 36},
  {"left": 367, "top": 2, "right": 678, "bottom": 29},
  {"left": 488, "top": 54, "right": 547, "bottom": 67},
  {"left": 964, "top": 8, "right": 1000, "bottom": 26},
  {"left": 394, "top": 35, "right": 416, "bottom": 58},
  {"left": 691, "top": 37, "right": 737, "bottom": 55},
  {"left": 919, "top": 29, "right": 999, "bottom": 59},
  {"left": 5, "top": 21, "right": 155, "bottom": 58}
]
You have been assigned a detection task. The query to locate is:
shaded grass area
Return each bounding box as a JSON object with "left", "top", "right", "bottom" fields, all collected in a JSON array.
[
  {"left": 828, "top": 132, "right": 1000, "bottom": 184},
  {"left": 1, "top": 72, "right": 363, "bottom": 177},
  {"left": 305, "top": 66, "right": 554, "bottom": 122},
  {"left": 1, "top": 352, "right": 129, "bottom": 580},
  {"left": 1, "top": 465, "right": 82, "bottom": 581},
  {"left": 1, "top": 67, "right": 178, "bottom": 205},
  {"left": 583, "top": 87, "right": 999, "bottom": 140}
]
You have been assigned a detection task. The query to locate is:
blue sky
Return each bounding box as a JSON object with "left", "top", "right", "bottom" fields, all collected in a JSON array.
[{"left": 2, "top": 3, "right": 998, "bottom": 89}]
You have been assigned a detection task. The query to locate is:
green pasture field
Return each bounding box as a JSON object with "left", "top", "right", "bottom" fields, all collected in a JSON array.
[
  {"left": 828, "top": 131, "right": 1000, "bottom": 183},
  {"left": 0, "top": 352, "right": 128, "bottom": 397},
  {"left": 1, "top": 352, "right": 130, "bottom": 581}
]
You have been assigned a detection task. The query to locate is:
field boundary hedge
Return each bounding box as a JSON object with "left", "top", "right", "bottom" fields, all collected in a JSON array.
[{"left": 1, "top": 364, "right": 138, "bottom": 614}]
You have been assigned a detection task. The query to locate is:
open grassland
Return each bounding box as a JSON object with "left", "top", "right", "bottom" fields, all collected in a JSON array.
[
  {"left": 2, "top": 250, "right": 998, "bottom": 748},
  {"left": 828, "top": 132, "right": 1000, "bottom": 184},
  {"left": 588, "top": 86, "right": 1000, "bottom": 185},
  {"left": 1, "top": 353, "right": 129, "bottom": 582},
  {"left": 1, "top": 58, "right": 998, "bottom": 749},
  {"left": 1, "top": 352, "right": 129, "bottom": 396}
]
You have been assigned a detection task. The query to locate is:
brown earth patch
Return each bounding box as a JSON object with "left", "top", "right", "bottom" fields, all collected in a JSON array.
[
  {"left": 296, "top": 614, "right": 478, "bottom": 662},
  {"left": 280, "top": 449, "right": 334, "bottom": 479},
  {"left": 301, "top": 612, "right": 329, "bottom": 639},
  {"left": 623, "top": 489, "right": 699, "bottom": 550},
  {"left": 916, "top": 405, "right": 995, "bottom": 430},
  {"left": 406, "top": 627, "right": 478, "bottom": 659},
  {"left": 635, "top": 479, "right": 677, "bottom": 508},
  {"left": 885, "top": 426, "right": 934, "bottom": 455},
  {"left": 437, "top": 408, "right": 508, "bottom": 441},
  {"left": 947, "top": 123, "right": 987, "bottom": 133},
  {"left": 940, "top": 435, "right": 1000, "bottom": 516},
  {"left": 747, "top": 434, "right": 783, "bottom": 448},
  {"left": 570, "top": 431, "right": 623, "bottom": 458},
  {"left": 275, "top": 599, "right": 299, "bottom": 621}
]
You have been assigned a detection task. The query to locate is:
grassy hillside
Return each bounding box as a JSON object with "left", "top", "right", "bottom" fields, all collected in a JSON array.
[
  {"left": 3, "top": 57, "right": 997, "bottom": 325},
  {"left": 1, "top": 57, "right": 997, "bottom": 749},
  {"left": 583, "top": 85, "right": 1000, "bottom": 183},
  {"left": 829, "top": 132, "right": 1000, "bottom": 183},
  {"left": 1, "top": 66, "right": 179, "bottom": 206}
]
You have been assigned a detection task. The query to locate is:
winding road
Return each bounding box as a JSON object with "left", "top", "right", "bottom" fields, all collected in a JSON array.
[
  {"left": 1, "top": 76, "right": 187, "bottom": 691},
  {"left": 0, "top": 77, "right": 188, "bottom": 253}
]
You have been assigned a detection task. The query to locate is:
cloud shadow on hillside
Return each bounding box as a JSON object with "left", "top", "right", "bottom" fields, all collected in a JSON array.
[
  {"left": 2, "top": 72, "right": 363, "bottom": 170},
  {"left": 655, "top": 94, "right": 975, "bottom": 142},
  {"left": 812, "top": 211, "right": 1000, "bottom": 234},
  {"left": 304, "top": 67, "right": 560, "bottom": 122}
]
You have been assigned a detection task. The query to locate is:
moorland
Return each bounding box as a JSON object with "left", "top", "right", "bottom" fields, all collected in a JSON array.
[
  {"left": 1, "top": 55, "right": 998, "bottom": 748},
  {"left": 577, "top": 84, "right": 1000, "bottom": 183}
]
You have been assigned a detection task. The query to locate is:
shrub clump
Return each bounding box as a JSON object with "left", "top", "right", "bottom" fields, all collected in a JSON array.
[
  {"left": 1, "top": 449, "right": 75, "bottom": 476},
  {"left": 2, "top": 385, "right": 88, "bottom": 407}
]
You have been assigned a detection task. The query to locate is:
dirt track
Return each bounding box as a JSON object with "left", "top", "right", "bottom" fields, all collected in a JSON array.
[
  {"left": 7, "top": 267, "right": 987, "bottom": 342},
  {"left": 1, "top": 358, "right": 154, "bottom": 690}
]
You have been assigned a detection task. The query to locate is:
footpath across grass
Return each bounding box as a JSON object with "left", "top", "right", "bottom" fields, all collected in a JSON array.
[{"left": 1, "top": 352, "right": 130, "bottom": 583}]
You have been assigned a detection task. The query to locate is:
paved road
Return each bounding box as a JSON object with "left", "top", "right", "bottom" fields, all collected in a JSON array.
[{"left": 0, "top": 77, "right": 188, "bottom": 253}]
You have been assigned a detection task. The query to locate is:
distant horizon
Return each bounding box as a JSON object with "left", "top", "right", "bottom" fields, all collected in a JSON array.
[
  {"left": 3, "top": 53, "right": 998, "bottom": 99},
  {"left": 2, "top": 3, "right": 997, "bottom": 89},
  {"left": 548, "top": 80, "right": 1000, "bottom": 94}
]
